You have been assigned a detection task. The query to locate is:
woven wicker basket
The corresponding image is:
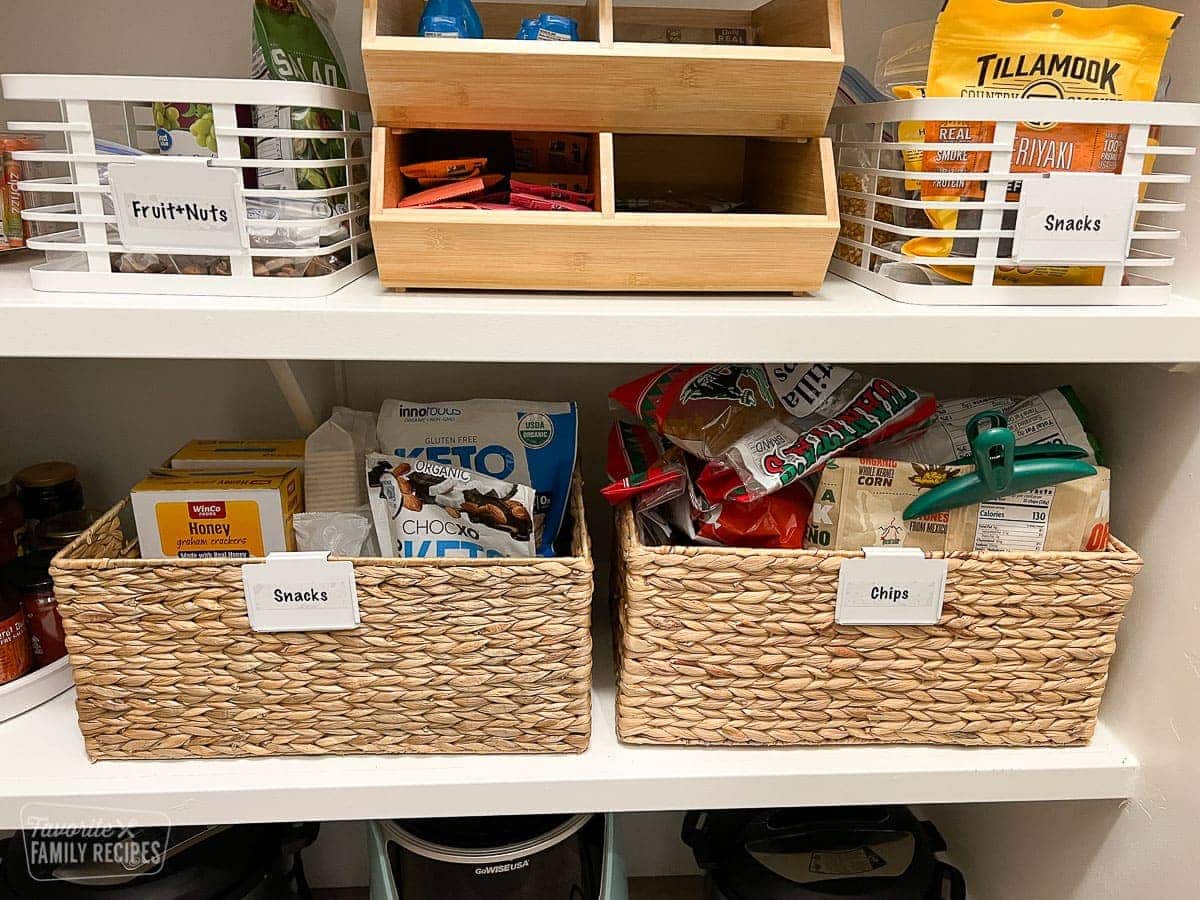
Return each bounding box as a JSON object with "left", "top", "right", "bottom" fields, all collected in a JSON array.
[
  {"left": 50, "top": 481, "right": 593, "bottom": 760},
  {"left": 613, "top": 505, "right": 1142, "bottom": 748}
]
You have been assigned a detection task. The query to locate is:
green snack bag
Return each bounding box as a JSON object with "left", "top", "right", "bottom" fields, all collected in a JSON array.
[{"left": 250, "top": 0, "right": 358, "bottom": 192}]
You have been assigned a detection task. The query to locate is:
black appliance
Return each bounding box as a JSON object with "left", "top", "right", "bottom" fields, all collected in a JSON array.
[
  {"left": 382, "top": 812, "right": 604, "bottom": 900},
  {"left": 683, "top": 806, "right": 966, "bottom": 899},
  {"left": 0, "top": 822, "right": 318, "bottom": 898}
]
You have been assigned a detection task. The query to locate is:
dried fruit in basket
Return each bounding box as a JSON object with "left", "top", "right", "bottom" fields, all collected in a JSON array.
[
  {"left": 908, "top": 0, "right": 1181, "bottom": 286},
  {"left": 610, "top": 364, "right": 937, "bottom": 503}
]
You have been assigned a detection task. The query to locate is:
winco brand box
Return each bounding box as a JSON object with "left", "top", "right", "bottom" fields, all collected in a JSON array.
[
  {"left": 168, "top": 439, "right": 305, "bottom": 471},
  {"left": 130, "top": 469, "right": 302, "bottom": 559}
]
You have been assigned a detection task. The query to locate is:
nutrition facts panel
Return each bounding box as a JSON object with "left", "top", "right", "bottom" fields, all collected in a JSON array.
[{"left": 974, "top": 489, "right": 1054, "bottom": 552}]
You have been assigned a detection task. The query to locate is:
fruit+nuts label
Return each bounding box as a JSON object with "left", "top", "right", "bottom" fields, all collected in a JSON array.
[{"left": 108, "top": 158, "right": 249, "bottom": 253}]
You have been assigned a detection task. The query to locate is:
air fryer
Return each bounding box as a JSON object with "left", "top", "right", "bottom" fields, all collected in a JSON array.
[
  {"left": 383, "top": 813, "right": 604, "bottom": 900},
  {"left": 0, "top": 822, "right": 318, "bottom": 898},
  {"left": 683, "top": 806, "right": 966, "bottom": 900}
]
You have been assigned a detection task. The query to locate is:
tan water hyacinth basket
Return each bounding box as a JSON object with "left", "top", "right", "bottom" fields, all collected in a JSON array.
[
  {"left": 613, "top": 505, "right": 1142, "bottom": 748},
  {"left": 49, "top": 481, "right": 593, "bottom": 760}
]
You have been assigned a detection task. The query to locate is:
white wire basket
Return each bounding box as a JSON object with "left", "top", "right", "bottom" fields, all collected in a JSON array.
[
  {"left": 0, "top": 74, "right": 375, "bottom": 297},
  {"left": 828, "top": 98, "right": 1200, "bottom": 306}
]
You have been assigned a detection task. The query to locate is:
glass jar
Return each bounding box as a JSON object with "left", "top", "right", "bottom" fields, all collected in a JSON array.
[
  {"left": 35, "top": 509, "right": 101, "bottom": 553},
  {"left": 0, "top": 478, "right": 24, "bottom": 566},
  {"left": 6, "top": 551, "right": 65, "bottom": 667},
  {"left": 15, "top": 461, "right": 84, "bottom": 524},
  {"left": 0, "top": 589, "right": 33, "bottom": 684}
]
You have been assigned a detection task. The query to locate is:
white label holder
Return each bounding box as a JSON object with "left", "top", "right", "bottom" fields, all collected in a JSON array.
[
  {"left": 835, "top": 547, "right": 947, "bottom": 626},
  {"left": 242, "top": 551, "right": 360, "bottom": 634},
  {"left": 1012, "top": 173, "right": 1140, "bottom": 266},
  {"left": 108, "top": 158, "right": 249, "bottom": 253},
  {"left": 827, "top": 97, "right": 1200, "bottom": 306}
]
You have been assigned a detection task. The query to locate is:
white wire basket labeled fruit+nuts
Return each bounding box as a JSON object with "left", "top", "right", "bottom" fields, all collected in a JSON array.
[
  {"left": 0, "top": 74, "right": 374, "bottom": 297},
  {"left": 828, "top": 97, "right": 1200, "bottom": 306}
]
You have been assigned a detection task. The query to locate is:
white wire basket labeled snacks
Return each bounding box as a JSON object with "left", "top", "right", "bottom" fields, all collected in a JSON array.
[
  {"left": 0, "top": 74, "right": 374, "bottom": 297},
  {"left": 828, "top": 98, "right": 1200, "bottom": 306}
]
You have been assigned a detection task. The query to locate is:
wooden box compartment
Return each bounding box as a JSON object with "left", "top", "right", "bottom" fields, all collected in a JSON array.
[
  {"left": 363, "top": 0, "right": 843, "bottom": 137},
  {"left": 370, "top": 127, "right": 839, "bottom": 291}
]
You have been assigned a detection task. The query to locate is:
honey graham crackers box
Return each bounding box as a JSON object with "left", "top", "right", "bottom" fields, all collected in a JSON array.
[{"left": 131, "top": 468, "right": 302, "bottom": 559}]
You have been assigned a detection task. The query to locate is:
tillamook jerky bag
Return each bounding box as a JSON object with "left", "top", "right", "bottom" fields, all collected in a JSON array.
[
  {"left": 609, "top": 364, "right": 936, "bottom": 503},
  {"left": 905, "top": 0, "right": 1180, "bottom": 285},
  {"left": 367, "top": 454, "right": 537, "bottom": 559},
  {"left": 376, "top": 399, "right": 578, "bottom": 557}
]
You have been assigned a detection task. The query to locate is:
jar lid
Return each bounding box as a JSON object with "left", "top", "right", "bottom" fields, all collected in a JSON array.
[
  {"left": 36, "top": 509, "right": 101, "bottom": 550},
  {"left": 16, "top": 461, "right": 78, "bottom": 489}
]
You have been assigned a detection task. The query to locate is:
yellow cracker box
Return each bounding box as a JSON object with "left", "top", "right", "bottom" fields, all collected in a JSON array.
[
  {"left": 906, "top": 0, "right": 1180, "bottom": 285},
  {"left": 168, "top": 439, "right": 305, "bottom": 471},
  {"left": 131, "top": 469, "right": 302, "bottom": 559}
]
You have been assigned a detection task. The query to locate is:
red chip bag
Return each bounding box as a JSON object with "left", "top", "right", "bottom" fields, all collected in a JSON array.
[
  {"left": 603, "top": 421, "right": 686, "bottom": 506},
  {"left": 604, "top": 422, "right": 812, "bottom": 550},
  {"left": 693, "top": 478, "right": 813, "bottom": 549},
  {"left": 610, "top": 364, "right": 936, "bottom": 503}
]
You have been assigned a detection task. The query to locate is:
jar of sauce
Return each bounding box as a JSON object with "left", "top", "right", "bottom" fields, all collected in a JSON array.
[
  {"left": 6, "top": 551, "right": 66, "bottom": 667},
  {"left": 15, "top": 461, "right": 84, "bottom": 525},
  {"left": 0, "top": 477, "right": 24, "bottom": 566},
  {"left": 35, "top": 509, "right": 101, "bottom": 553},
  {"left": 0, "top": 588, "right": 33, "bottom": 684}
]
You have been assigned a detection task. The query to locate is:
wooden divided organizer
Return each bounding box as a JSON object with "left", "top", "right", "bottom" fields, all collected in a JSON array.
[
  {"left": 371, "top": 127, "right": 838, "bottom": 291},
  {"left": 612, "top": 505, "right": 1143, "bottom": 748},
  {"left": 49, "top": 481, "right": 594, "bottom": 760},
  {"left": 363, "top": 0, "right": 844, "bottom": 137}
]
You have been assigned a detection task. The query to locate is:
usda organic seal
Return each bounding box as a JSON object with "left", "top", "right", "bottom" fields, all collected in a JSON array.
[{"left": 518, "top": 412, "right": 554, "bottom": 449}]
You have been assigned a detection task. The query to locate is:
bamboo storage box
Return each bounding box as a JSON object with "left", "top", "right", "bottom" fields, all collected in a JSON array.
[
  {"left": 362, "top": 0, "right": 843, "bottom": 137},
  {"left": 613, "top": 505, "right": 1142, "bottom": 748},
  {"left": 48, "top": 482, "right": 594, "bottom": 760},
  {"left": 370, "top": 128, "right": 839, "bottom": 291}
]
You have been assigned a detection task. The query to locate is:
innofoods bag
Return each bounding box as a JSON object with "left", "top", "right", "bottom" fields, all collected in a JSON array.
[
  {"left": 376, "top": 399, "right": 578, "bottom": 557},
  {"left": 806, "top": 457, "right": 1110, "bottom": 554},
  {"left": 610, "top": 364, "right": 936, "bottom": 503},
  {"left": 367, "top": 454, "right": 537, "bottom": 559},
  {"left": 905, "top": 0, "right": 1180, "bottom": 285}
]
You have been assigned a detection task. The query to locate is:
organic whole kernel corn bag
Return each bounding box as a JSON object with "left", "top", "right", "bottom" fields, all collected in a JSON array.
[{"left": 903, "top": 0, "right": 1181, "bottom": 286}]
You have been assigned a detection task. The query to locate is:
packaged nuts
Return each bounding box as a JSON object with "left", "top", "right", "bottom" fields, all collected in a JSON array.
[{"left": 366, "top": 454, "right": 538, "bottom": 559}]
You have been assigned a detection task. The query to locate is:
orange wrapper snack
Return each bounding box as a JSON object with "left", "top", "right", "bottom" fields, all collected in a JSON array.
[
  {"left": 399, "top": 158, "right": 487, "bottom": 180},
  {"left": 398, "top": 174, "right": 504, "bottom": 209}
]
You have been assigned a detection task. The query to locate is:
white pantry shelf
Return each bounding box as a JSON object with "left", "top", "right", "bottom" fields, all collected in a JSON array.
[
  {"left": 2, "top": 254, "right": 1200, "bottom": 363},
  {"left": 0, "top": 646, "right": 1137, "bottom": 828}
]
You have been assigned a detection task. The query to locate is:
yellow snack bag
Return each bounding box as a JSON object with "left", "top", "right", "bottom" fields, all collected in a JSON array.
[
  {"left": 904, "top": 0, "right": 1181, "bottom": 286},
  {"left": 893, "top": 84, "right": 927, "bottom": 195}
]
